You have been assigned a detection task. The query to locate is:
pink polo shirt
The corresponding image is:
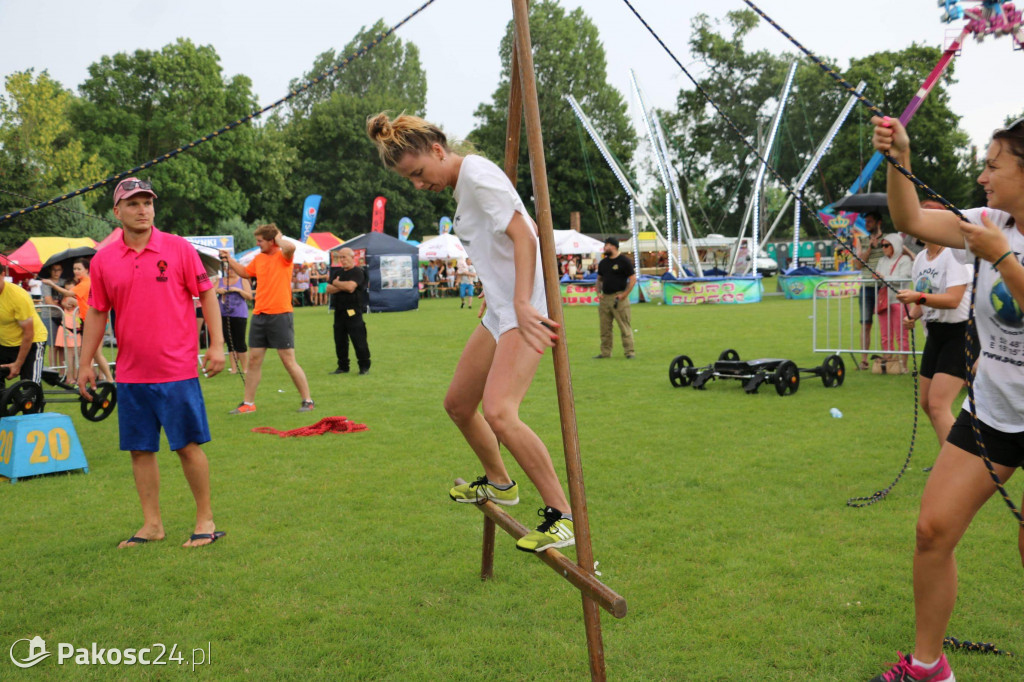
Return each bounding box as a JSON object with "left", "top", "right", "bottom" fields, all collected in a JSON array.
[{"left": 88, "top": 227, "right": 212, "bottom": 383}]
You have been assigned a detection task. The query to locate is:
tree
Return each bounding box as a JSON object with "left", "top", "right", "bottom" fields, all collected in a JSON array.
[
  {"left": 470, "top": 1, "right": 636, "bottom": 232},
  {"left": 71, "top": 39, "right": 292, "bottom": 233},
  {"left": 286, "top": 20, "right": 427, "bottom": 119},
  {"left": 665, "top": 10, "right": 976, "bottom": 240},
  {"left": 280, "top": 24, "right": 449, "bottom": 240}
]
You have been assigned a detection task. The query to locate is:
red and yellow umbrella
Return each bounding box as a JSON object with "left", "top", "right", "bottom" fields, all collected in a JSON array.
[
  {"left": 5, "top": 236, "right": 97, "bottom": 275},
  {"left": 306, "top": 232, "right": 344, "bottom": 251}
]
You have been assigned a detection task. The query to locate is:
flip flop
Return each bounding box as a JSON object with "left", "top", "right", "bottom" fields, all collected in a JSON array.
[
  {"left": 186, "top": 531, "right": 226, "bottom": 547},
  {"left": 119, "top": 536, "right": 151, "bottom": 547}
]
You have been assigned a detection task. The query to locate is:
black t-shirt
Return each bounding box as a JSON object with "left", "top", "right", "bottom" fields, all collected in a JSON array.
[
  {"left": 597, "top": 254, "right": 635, "bottom": 294},
  {"left": 329, "top": 266, "right": 365, "bottom": 311}
]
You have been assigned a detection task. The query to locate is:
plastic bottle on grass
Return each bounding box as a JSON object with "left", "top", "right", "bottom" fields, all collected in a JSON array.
[{"left": 830, "top": 408, "right": 843, "bottom": 419}]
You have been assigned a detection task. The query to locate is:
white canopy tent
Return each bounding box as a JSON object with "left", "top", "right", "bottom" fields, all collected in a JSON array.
[
  {"left": 553, "top": 230, "right": 605, "bottom": 255},
  {"left": 418, "top": 234, "right": 468, "bottom": 260}
]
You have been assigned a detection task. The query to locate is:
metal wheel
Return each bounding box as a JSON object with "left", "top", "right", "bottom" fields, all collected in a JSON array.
[
  {"left": 1, "top": 380, "right": 44, "bottom": 417},
  {"left": 669, "top": 355, "right": 694, "bottom": 388},
  {"left": 81, "top": 382, "right": 117, "bottom": 422},
  {"left": 821, "top": 354, "right": 845, "bottom": 388},
  {"left": 774, "top": 360, "right": 800, "bottom": 396},
  {"left": 718, "top": 348, "right": 740, "bottom": 362}
]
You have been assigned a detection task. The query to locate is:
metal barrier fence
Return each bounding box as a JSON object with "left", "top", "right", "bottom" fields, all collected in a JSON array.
[
  {"left": 812, "top": 277, "right": 920, "bottom": 368},
  {"left": 34, "top": 304, "right": 117, "bottom": 381}
]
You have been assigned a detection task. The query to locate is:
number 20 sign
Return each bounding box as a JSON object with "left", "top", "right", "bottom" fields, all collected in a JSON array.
[{"left": 0, "top": 413, "right": 89, "bottom": 483}]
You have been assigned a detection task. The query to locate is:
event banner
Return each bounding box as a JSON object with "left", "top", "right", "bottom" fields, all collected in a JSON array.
[
  {"left": 778, "top": 274, "right": 861, "bottom": 299},
  {"left": 371, "top": 196, "right": 387, "bottom": 233},
  {"left": 560, "top": 282, "right": 640, "bottom": 306},
  {"left": 663, "top": 278, "right": 762, "bottom": 305},
  {"left": 299, "top": 194, "right": 321, "bottom": 244},
  {"left": 185, "top": 235, "right": 234, "bottom": 253},
  {"left": 637, "top": 277, "right": 664, "bottom": 303}
]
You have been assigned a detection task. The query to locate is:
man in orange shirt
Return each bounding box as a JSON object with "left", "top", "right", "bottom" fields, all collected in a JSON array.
[{"left": 220, "top": 224, "right": 314, "bottom": 413}]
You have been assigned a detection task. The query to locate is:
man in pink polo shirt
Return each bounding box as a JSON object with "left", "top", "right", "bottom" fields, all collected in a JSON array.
[{"left": 78, "top": 177, "right": 227, "bottom": 549}]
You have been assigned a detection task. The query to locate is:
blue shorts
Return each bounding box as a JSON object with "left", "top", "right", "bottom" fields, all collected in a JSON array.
[
  {"left": 459, "top": 283, "right": 474, "bottom": 298},
  {"left": 117, "top": 379, "right": 211, "bottom": 452}
]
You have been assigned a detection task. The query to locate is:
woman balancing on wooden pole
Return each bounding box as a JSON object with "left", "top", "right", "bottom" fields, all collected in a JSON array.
[{"left": 367, "top": 113, "right": 575, "bottom": 553}]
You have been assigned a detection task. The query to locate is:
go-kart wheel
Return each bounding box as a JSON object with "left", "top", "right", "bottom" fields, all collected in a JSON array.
[
  {"left": 81, "top": 382, "right": 117, "bottom": 422},
  {"left": 774, "top": 360, "right": 800, "bottom": 396},
  {"left": 1, "top": 380, "right": 44, "bottom": 417},
  {"left": 822, "top": 354, "right": 845, "bottom": 388},
  {"left": 718, "top": 348, "right": 740, "bottom": 362},
  {"left": 669, "top": 355, "right": 694, "bottom": 388}
]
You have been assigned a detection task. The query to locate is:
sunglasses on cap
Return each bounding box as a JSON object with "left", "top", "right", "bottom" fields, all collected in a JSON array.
[{"left": 116, "top": 179, "right": 153, "bottom": 192}]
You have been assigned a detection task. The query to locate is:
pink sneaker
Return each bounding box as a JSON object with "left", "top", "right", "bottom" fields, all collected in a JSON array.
[{"left": 870, "top": 652, "right": 955, "bottom": 682}]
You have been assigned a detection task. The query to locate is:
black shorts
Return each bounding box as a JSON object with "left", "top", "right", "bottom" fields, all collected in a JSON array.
[
  {"left": 859, "top": 284, "right": 877, "bottom": 324},
  {"left": 946, "top": 409, "right": 1024, "bottom": 468},
  {"left": 222, "top": 316, "right": 248, "bottom": 352},
  {"left": 0, "top": 342, "right": 43, "bottom": 383},
  {"left": 919, "top": 321, "right": 975, "bottom": 380},
  {"left": 248, "top": 312, "right": 294, "bottom": 350}
]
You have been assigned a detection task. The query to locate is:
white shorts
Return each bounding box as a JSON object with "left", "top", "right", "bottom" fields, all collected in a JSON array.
[{"left": 480, "top": 291, "right": 548, "bottom": 342}]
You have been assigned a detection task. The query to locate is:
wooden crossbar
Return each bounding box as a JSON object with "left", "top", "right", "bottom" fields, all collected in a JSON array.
[{"left": 454, "top": 479, "right": 627, "bottom": 619}]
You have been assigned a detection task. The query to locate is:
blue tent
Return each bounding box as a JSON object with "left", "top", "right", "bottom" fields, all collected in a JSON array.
[{"left": 331, "top": 232, "right": 419, "bottom": 312}]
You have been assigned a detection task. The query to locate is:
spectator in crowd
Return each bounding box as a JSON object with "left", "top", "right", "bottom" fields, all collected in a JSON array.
[
  {"left": 0, "top": 262, "right": 48, "bottom": 383},
  {"left": 220, "top": 224, "right": 314, "bottom": 414},
  {"left": 425, "top": 260, "right": 439, "bottom": 298},
  {"left": 594, "top": 237, "right": 637, "bottom": 359},
  {"left": 457, "top": 258, "right": 476, "bottom": 309},
  {"left": 216, "top": 266, "right": 253, "bottom": 375},
  {"left": 40, "top": 262, "right": 65, "bottom": 354},
  {"left": 875, "top": 233, "right": 914, "bottom": 373},
  {"left": 326, "top": 247, "right": 370, "bottom": 376},
  {"left": 49, "top": 259, "right": 114, "bottom": 382},
  {"left": 55, "top": 295, "right": 80, "bottom": 384},
  {"left": 857, "top": 211, "right": 887, "bottom": 369}
]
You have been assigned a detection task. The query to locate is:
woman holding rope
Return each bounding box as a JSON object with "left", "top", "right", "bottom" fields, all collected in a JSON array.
[
  {"left": 868, "top": 115, "right": 1024, "bottom": 682},
  {"left": 216, "top": 266, "right": 252, "bottom": 375},
  {"left": 367, "top": 112, "right": 575, "bottom": 553}
]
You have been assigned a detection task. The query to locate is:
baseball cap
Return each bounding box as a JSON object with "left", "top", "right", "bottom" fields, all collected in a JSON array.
[
  {"left": 113, "top": 177, "right": 157, "bottom": 205},
  {"left": 604, "top": 237, "right": 619, "bottom": 248}
]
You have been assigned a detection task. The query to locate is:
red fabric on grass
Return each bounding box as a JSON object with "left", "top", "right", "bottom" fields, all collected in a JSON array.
[{"left": 252, "top": 416, "right": 368, "bottom": 437}]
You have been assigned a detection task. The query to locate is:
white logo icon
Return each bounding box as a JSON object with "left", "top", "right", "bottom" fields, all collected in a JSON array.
[{"left": 10, "top": 636, "right": 51, "bottom": 668}]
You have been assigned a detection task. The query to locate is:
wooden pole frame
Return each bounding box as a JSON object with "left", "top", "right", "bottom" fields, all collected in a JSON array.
[{"left": 459, "top": 3, "right": 627, "bottom": 681}]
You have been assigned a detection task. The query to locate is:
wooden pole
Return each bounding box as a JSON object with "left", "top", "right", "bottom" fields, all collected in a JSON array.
[
  {"left": 456, "top": 480, "right": 627, "bottom": 618},
  {"left": 509, "top": 1, "right": 608, "bottom": 679}
]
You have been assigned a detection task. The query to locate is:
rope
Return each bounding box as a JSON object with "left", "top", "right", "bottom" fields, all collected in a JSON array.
[
  {"left": 0, "top": 187, "right": 119, "bottom": 226},
  {"left": 732, "top": 0, "right": 1023, "bottom": 525},
  {"left": 619, "top": 0, "right": 921, "bottom": 503},
  {"left": 0, "top": 0, "right": 438, "bottom": 226},
  {"left": 252, "top": 416, "right": 368, "bottom": 437},
  {"left": 944, "top": 636, "right": 1014, "bottom": 656}
]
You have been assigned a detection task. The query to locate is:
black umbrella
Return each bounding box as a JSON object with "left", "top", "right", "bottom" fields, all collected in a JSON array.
[
  {"left": 40, "top": 246, "right": 96, "bottom": 278},
  {"left": 831, "top": 192, "right": 888, "bottom": 214}
]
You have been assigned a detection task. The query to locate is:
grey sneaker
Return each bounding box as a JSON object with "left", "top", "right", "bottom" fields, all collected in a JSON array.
[{"left": 298, "top": 400, "right": 315, "bottom": 413}]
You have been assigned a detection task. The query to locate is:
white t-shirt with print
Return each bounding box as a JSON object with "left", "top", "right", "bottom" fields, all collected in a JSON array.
[
  {"left": 912, "top": 247, "right": 971, "bottom": 324},
  {"left": 452, "top": 155, "right": 546, "bottom": 335},
  {"left": 956, "top": 207, "right": 1024, "bottom": 432}
]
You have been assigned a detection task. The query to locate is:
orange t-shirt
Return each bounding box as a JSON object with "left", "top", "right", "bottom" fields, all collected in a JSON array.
[
  {"left": 72, "top": 276, "right": 91, "bottom": 318},
  {"left": 245, "top": 249, "right": 294, "bottom": 315}
]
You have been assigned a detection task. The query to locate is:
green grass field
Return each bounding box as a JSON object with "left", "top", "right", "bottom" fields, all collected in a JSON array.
[{"left": 3, "top": 295, "right": 1023, "bottom": 680}]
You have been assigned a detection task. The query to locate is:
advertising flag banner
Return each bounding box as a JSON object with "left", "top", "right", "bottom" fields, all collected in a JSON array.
[
  {"left": 439, "top": 216, "right": 453, "bottom": 235},
  {"left": 398, "top": 217, "right": 414, "bottom": 242},
  {"left": 300, "top": 195, "right": 322, "bottom": 244},
  {"left": 371, "top": 196, "right": 387, "bottom": 233}
]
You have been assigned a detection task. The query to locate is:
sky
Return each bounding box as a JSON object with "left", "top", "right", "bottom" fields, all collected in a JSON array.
[{"left": 1, "top": 0, "right": 1021, "bottom": 168}]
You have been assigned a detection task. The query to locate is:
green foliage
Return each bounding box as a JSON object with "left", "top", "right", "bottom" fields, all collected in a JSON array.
[
  {"left": 283, "top": 90, "right": 454, "bottom": 240},
  {"left": 666, "top": 11, "right": 976, "bottom": 240},
  {"left": 281, "top": 25, "right": 449, "bottom": 240},
  {"left": 470, "top": 1, "right": 636, "bottom": 232},
  {"left": 286, "top": 20, "right": 427, "bottom": 119},
  {"left": 70, "top": 39, "right": 289, "bottom": 233}
]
